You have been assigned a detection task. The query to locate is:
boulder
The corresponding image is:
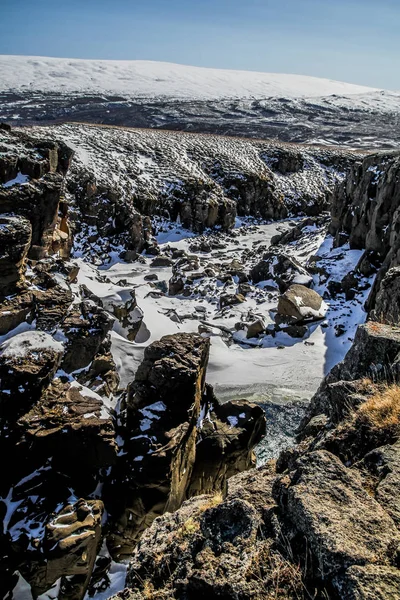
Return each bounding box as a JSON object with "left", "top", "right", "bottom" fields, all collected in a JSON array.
[
  {"left": 277, "top": 284, "right": 326, "bottom": 321},
  {"left": 0, "top": 215, "right": 32, "bottom": 298},
  {"left": 274, "top": 450, "right": 399, "bottom": 579},
  {"left": 17, "top": 379, "right": 117, "bottom": 474},
  {"left": 250, "top": 251, "right": 312, "bottom": 292},
  {"left": 219, "top": 293, "right": 246, "bottom": 309},
  {"left": 150, "top": 255, "right": 173, "bottom": 267},
  {"left": 0, "top": 331, "right": 63, "bottom": 417},
  {"left": 246, "top": 319, "right": 265, "bottom": 339}
]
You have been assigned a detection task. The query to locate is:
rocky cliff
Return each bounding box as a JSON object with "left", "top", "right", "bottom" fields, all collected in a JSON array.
[
  {"left": 110, "top": 150, "right": 400, "bottom": 599},
  {"left": 0, "top": 127, "right": 266, "bottom": 600}
]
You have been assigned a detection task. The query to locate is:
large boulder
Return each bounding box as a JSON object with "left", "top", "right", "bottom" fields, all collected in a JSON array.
[
  {"left": 17, "top": 379, "right": 117, "bottom": 475},
  {"left": 0, "top": 331, "right": 63, "bottom": 417},
  {"left": 0, "top": 215, "right": 32, "bottom": 298},
  {"left": 277, "top": 284, "right": 326, "bottom": 321},
  {"left": 250, "top": 251, "right": 312, "bottom": 292},
  {"left": 274, "top": 450, "right": 399, "bottom": 579}
]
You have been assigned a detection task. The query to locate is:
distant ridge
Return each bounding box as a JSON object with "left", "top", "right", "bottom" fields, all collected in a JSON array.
[{"left": 0, "top": 55, "right": 379, "bottom": 100}]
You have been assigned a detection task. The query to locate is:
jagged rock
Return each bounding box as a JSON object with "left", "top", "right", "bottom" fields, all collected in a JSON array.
[
  {"left": 0, "top": 173, "right": 67, "bottom": 258},
  {"left": 33, "top": 285, "right": 73, "bottom": 332},
  {"left": 274, "top": 450, "right": 400, "bottom": 579},
  {"left": 0, "top": 215, "right": 32, "bottom": 298},
  {"left": 17, "top": 379, "right": 117, "bottom": 474},
  {"left": 250, "top": 251, "right": 312, "bottom": 292},
  {"left": 277, "top": 284, "right": 326, "bottom": 321},
  {"left": 61, "top": 301, "right": 114, "bottom": 372},
  {"left": 0, "top": 291, "right": 34, "bottom": 335},
  {"left": 77, "top": 351, "right": 120, "bottom": 397},
  {"left": 106, "top": 333, "right": 211, "bottom": 560},
  {"left": 370, "top": 266, "right": 400, "bottom": 325},
  {"left": 114, "top": 464, "right": 302, "bottom": 600},
  {"left": 332, "top": 321, "right": 400, "bottom": 382},
  {"left": 356, "top": 441, "right": 400, "bottom": 527},
  {"left": 21, "top": 499, "right": 103, "bottom": 600},
  {"left": 334, "top": 564, "right": 400, "bottom": 599},
  {"left": 271, "top": 215, "right": 329, "bottom": 247},
  {"left": 0, "top": 331, "right": 63, "bottom": 417},
  {"left": 187, "top": 396, "right": 266, "bottom": 497}
]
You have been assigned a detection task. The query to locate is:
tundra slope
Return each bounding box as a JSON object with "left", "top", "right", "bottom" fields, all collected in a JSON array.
[{"left": 1, "top": 55, "right": 399, "bottom": 148}]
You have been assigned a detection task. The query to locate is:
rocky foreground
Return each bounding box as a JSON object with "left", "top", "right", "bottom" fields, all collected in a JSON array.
[{"left": 1, "top": 124, "right": 400, "bottom": 599}]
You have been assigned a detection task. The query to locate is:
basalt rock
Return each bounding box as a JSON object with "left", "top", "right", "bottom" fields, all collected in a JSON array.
[
  {"left": 273, "top": 450, "right": 400, "bottom": 579},
  {"left": 0, "top": 215, "right": 32, "bottom": 298},
  {"left": 61, "top": 301, "right": 114, "bottom": 372},
  {"left": 105, "top": 332, "right": 264, "bottom": 562},
  {"left": 370, "top": 266, "right": 400, "bottom": 326},
  {"left": 106, "top": 333, "right": 210, "bottom": 560},
  {"left": 0, "top": 291, "right": 34, "bottom": 335},
  {"left": 0, "top": 331, "right": 63, "bottom": 418},
  {"left": 21, "top": 499, "right": 103, "bottom": 600},
  {"left": 17, "top": 379, "right": 117, "bottom": 476}
]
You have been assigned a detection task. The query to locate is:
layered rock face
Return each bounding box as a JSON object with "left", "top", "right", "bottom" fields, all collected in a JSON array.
[
  {"left": 24, "top": 124, "right": 360, "bottom": 262},
  {"left": 330, "top": 151, "right": 400, "bottom": 311}
]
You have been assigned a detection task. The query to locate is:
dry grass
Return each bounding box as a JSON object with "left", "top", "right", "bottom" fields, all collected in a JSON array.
[
  {"left": 246, "top": 544, "right": 306, "bottom": 599},
  {"left": 357, "top": 383, "right": 400, "bottom": 433}
]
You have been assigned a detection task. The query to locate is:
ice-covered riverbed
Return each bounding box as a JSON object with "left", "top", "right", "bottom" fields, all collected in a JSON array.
[{"left": 73, "top": 218, "right": 373, "bottom": 407}]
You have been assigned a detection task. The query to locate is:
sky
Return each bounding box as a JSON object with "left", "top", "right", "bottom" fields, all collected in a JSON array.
[{"left": 1, "top": 0, "right": 399, "bottom": 89}]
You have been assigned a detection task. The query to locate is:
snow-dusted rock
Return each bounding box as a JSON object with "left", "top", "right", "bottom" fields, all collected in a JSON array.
[{"left": 277, "top": 284, "right": 327, "bottom": 321}]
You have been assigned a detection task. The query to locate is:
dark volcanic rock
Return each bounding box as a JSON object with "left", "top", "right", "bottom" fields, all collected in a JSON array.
[
  {"left": 0, "top": 331, "right": 63, "bottom": 417},
  {"left": 0, "top": 215, "right": 32, "bottom": 298},
  {"left": 17, "top": 378, "right": 117, "bottom": 474},
  {"left": 61, "top": 301, "right": 114, "bottom": 372},
  {"left": 21, "top": 498, "right": 103, "bottom": 600},
  {"left": 274, "top": 450, "right": 399, "bottom": 578}
]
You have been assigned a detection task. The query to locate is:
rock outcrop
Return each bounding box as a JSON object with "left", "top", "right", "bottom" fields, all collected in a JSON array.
[{"left": 105, "top": 333, "right": 265, "bottom": 561}]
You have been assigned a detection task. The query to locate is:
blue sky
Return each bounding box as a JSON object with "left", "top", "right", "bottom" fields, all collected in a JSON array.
[{"left": 1, "top": 0, "right": 399, "bottom": 89}]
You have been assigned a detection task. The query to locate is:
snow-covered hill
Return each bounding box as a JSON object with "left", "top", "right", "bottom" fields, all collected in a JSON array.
[{"left": 0, "top": 55, "right": 379, "bottom": 99}]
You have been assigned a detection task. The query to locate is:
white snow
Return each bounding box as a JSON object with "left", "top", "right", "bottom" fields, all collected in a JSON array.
[
  {"left": 2, "top": 172, "right": 29, "bottom": 188},
  {"left": 0, "top": 330, "right": 63, "bottom": 358},
  {"left": 0, "top": 55, "right": 382, "bottom": 100}
]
